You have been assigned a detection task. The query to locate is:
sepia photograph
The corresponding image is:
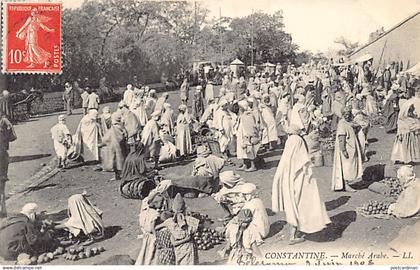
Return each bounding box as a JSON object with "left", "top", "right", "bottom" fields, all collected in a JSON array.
[{"left": 0, "top": 0, "right": 419, "bottom": 267}]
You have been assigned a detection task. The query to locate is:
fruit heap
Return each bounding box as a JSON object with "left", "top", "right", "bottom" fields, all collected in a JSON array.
[
  {"left": 359, "top": 200, "right": 391, "bottom": 216},
  {"left": 30, "top": 246, "right": 65, "bottom": 264},
  {"left": 320, "top": 138, "right": 334, "bottom": 150},
  {"left": 193, "top": 227, "right": 225, "bottom": 251},
  {"left": 187, "top": 211, "right": 213, "bottom": 225},
  {"left": 380, "top": 177, "right": 403, "bottom": 197},
  {"left": 370, "top": 115, "right": 386, "bottom": 126},
  {"left": 63, "top": 246, "right": 105, "bottom": 261}
]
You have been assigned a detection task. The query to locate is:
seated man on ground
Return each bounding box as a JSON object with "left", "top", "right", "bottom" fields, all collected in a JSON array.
[
  {"left": 0, "top": 203, "right": 53, "bottom": 260},
  {"left": 212, "top": 171, "right": 247, "bottom": 221},
  {"left": 388, "top": 165, "right": 420, "bottom": 218},
  {"left": 192, "top": 145, "right": 225, "bottom": 179}
]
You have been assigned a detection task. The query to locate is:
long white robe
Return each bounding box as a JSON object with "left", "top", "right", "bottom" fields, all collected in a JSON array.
[
  {"left": 260, "top": 104, "right": 278, "bottom": 144},
  {"left": 213, "top": 109, "right": 235, "bottom": 152},
  {"left": 131, "top": 97, "right": 148, "bottom": 127},
  {"left": 141, "top": 119, "right": 160, "bottom": 157},
  {"left": 331, "top": 119, "right": 363, "bottom": 190},
  {"left": 176, "top": 113, "right": 192, "bottom": 156},
  {"left": 205, "top": 84, "right": 214, "bottom": 104},
  {"left": 236, "top": 111, "right": 259, "bottom": 160},
  {"left": 242, "top": 198, "right": 270, "bottom": 241},
  {"left": 75, "top": 115, "right": 100, "bottom": 162},
  {"left": 272, "top": 135, "right": 330, "bottom": 233},
  {"left": 51, "top": 123, "right": 71, "bottom": 159},
  {"left": 123, "top": 89, "right": 135, "bottom": 108}
]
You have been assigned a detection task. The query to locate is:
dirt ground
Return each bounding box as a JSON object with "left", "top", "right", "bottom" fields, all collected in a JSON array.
[{"left": 3, "top": 88, "right": 420, "bottom": 265}]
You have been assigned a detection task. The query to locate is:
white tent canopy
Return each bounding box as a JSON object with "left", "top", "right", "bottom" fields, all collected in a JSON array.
[
  {"left": 405, "top": 63, "right": 420, "bottom": 76},
  {"left": 352, "top": 54, "right": 373, "bottom": 63},
  {"left": 262, "top": 62, "right": 276, "bottom": 67},
  {"left": 230, "top": 58, "right": 244, "bottom": 65}
]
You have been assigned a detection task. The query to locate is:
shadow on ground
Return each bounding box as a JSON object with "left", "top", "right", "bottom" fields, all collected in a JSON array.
[
  {"left": 266, "top": 220, "right": 287, "bottom": 238},
  {"left": 325, "top": 196, "right": 351, "bottom": 211},
  {"left": 102, "top": 226, "right": 123, "bottom": 241},
  {"left": 305, "top": 210, "right": 357, "bottom": 242},
  {"left": 351, "top": 164, "right": 386, "bottom": 190},
  {"left": 10, "top": 154, "right": 51, "bottom": 163}
]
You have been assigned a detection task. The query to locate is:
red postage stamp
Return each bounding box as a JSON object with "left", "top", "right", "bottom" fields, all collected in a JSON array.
[{"left": 2, "top": 1, "right": 62, "bottom": 74}]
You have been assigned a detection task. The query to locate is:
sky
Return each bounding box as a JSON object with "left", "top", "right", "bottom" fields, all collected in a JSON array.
[{"left": 63, "top": 0, "right": 420, "bottom": 53}]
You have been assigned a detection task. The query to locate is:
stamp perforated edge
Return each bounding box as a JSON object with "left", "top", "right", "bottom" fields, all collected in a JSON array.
[{"left": 1, "top": 0, "right": 63, "bottom": 75}]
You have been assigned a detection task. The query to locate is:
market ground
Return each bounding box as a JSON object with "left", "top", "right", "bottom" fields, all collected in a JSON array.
[{"left": 3, "top": 89, "right": 420, "bottom": 265}]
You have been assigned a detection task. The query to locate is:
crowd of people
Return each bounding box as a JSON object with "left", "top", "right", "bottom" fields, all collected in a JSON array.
[{"left": 1, "top": 57, "right": 419, "bottom": 265}]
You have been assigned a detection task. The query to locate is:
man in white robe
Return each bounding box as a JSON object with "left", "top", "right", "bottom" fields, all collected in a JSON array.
[
  {"left": 141, "top": 111, "right": 161, "bottom": 169},
  {"left": 272, "top": 126, "right": 331, "bottom": 244},
  {"left": 236, "top": 100, "right": 260, "bottom": 172},
  {"left": 260, "top": 95, "right": 278, "bottom": 151},
  {"left": 51, "top": 115, "right": 71, "bottom": 168},
  {"left": 213, "top": 98, "right": 235, "bottom": 161},
  {"left": 331, "top": 108, "right": 363, "bottom": 192},
  {"left": 123, "top": 84, "right": 135, "bottom": 108},
  {"left": 175, "top": 104, "right": 193, "bottom": 159},
  {"left": 74, "top": 109, "right": 101, "bottom": 162}
]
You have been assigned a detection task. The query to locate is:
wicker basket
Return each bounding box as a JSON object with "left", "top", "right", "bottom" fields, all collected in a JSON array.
[
  {"left": 207, "top": 140, "right": 221, "bottom": 155},
  {"left": 320, "top": 137, "right": 335, "bottom": 167},
  {"left": 322, "top": 148, "right": 334, "bottom": 167}
]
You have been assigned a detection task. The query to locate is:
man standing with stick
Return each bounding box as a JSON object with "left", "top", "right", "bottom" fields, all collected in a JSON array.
[{"left": 0, "top": 112, "right": 17, "bottom": 217}]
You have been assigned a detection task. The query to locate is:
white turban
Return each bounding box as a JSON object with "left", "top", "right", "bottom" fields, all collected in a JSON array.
[{"left": 21, "top": 203, "right": 38, "bottom": 216}]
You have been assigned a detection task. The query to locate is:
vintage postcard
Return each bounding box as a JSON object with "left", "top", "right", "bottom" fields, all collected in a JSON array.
[
  {"left": 1, "top": 0, "right": 62, "bottom": 74},
  {"left": 0, "top": 0, "right": 419, "bottom": 268}
]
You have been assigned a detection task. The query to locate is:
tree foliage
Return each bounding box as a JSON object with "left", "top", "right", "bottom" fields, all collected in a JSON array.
[{"left": 6, "top": 1, "right": 304, "bottom": 91}]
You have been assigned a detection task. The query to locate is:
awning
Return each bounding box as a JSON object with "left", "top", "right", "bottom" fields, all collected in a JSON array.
[
  {"left": 405, "top": 63, "right": 420, "bottom": 76},
  {"left": 262, "top": 62, "right": 276, "bottom": 67},
  {"left": 230, "top": 58, "right": 244, "bottom": 65},
  {"left": 352, "top": 54, "right": 373, "bottom": 63}
]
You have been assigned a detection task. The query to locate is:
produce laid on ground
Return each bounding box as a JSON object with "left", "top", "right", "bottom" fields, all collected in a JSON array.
[
  {"left": 188, "top": 211, "right": 214, "bottom": 225},
  {"left": 370, "top": 115, "right": 386, "bottom": 126},
  {"left": 26, "top": 246, "right": 65, "bottom": 265},
  {"left": 357, "top": 200, "right": 392, "bottom": 219},
  {"left": 368, "top": 177, "right": 403, "bottom": 197},
  {"left": 379, "top": 177, "right": 403, "bottom": 197},
  {"left": 63, "top": 245, "right": 106, "bottom": 261},
  {"left": 194, "top": 227, "right": 226, "bottom": 251},
  {"left": 320, "top": 137, "right": 335, "bottom": 166},
  {"left": 187, "top": 211, "right": 226, "bottom": 251}
]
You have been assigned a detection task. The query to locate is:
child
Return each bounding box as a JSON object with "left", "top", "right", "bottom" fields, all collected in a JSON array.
[
  {"left": 175, "top": 105, "right": 192, "bottom": 160},
  {"left": 87, "top": 89, "right": 100, "bottom": 111},
  {"left": 81, "top": 87, "right": 90, "bottom": 115},
  {"left": 99, "top": 106, "right": 112, "bottom": 136},
  {"left": 160, "top": 193, "right": 199, "bottom": 265},
  {"left": 50, "top": 115, "right": 72, "bottom": 168},
  {"left": 219, "top": 208, "right": 260, "bottom": 264},
  {"left": 135, "top": 181, "right": 172, "bottom": 265},
  {"left": 98, "top": 113, "right": 128, "bottom": 181}
]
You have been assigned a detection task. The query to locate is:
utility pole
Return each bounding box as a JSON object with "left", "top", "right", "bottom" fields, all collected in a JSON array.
[
  {"left": 193, "top": 0, "right": 197, "bottom": 61},
  {"left": 219, "top": 7, "right": 223, "bottom": 66},
  {"left": 251, "top": 9, "right": 254, "bottom": 66}
]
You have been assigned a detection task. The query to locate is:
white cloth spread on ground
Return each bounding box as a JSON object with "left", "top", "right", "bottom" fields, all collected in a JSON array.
[{"left": 64, "top": 194, "right": 104, "bottom": 238}]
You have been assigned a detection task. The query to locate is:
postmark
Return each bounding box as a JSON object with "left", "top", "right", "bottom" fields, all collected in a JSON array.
[{"left": 1, "top": 0, "right": 62, "bottom": 74}]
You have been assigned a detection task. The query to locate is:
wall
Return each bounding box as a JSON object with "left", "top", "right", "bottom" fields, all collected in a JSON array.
[{"left": 350, "top": 12, "right": 420, "bottom": 71}]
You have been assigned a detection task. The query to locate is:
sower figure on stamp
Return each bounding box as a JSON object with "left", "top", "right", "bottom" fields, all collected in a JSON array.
[{"left": 15, "top": 8, "right": 55, "bottom": 68}]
